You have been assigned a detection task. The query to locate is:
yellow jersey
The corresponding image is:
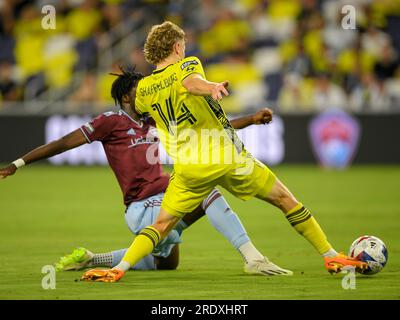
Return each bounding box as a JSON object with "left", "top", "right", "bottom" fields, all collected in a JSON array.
[{"left": 135, "top": 56, "right": 246, "bottom": 181}]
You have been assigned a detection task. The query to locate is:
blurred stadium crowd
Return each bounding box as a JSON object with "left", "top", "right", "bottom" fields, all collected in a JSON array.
[{"left": 1, "top": 0, "right": 400, "bottom": 113}]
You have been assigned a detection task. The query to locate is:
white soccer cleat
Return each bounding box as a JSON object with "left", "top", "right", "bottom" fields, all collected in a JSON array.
[
  {"left": 55, "top": 247, "right": 94, "bottom": 271},
  {"left": 244, "top": 257, "right": 293, "bottom": 276}
]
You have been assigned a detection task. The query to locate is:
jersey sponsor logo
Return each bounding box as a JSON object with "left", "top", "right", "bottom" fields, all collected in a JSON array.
[
  {"left": 84, "top": 123, "right": 94, "bottom": 134},
  {"left": 309, "top": 110, "right": 360, "bottom": 169},
  {"left": 180, "top": 60, "right": 198, "bottom": 70},
  {"left": 127, "top": 128, "right": 136, "bottom": 136},
  {"left": 128, "top": 134, "right": 159, "bottom": 148}
]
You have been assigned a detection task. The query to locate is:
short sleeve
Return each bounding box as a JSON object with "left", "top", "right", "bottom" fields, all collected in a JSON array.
[
  {"left": 135, "top": 78, "right": 148, "bottom": 115},
  {"left": 179, "top": 56, "right": 206, "bottom": 82},
  {"left": 80, "top": 113, "right": 116, "bottom": 143},
  {"left": 135, "top": 95, "right": 147, "bottom": 115}
]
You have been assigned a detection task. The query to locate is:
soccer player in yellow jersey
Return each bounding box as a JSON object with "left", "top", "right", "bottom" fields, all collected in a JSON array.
[{"left": 81, "top": 21, "right": 367, "bottom": 282}]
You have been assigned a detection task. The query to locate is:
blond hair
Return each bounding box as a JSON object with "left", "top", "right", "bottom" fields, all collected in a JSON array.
[{"left": 144, "top": 21, "right": 185, "bottom": 65}]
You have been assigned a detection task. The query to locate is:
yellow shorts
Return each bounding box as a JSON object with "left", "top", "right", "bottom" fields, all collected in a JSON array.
[{"left": 161, "top": 156, "right": 277, "bottom": 218}]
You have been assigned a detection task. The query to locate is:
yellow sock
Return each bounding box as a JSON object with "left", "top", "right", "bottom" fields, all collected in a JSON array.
[
  {"left": 119, "top": 226, "right": 161, "bottom": 270},
  {"left": 285, "top": 203, "right": 333, "bottom": 255}
]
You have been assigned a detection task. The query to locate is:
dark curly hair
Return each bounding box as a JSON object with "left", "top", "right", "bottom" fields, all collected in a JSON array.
[{"left": 110, "top": 66, "right": 144, "bottom": 107}]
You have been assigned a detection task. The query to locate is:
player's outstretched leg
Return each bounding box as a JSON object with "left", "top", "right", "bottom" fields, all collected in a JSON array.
[
  {"left": 200, "top": 190, "right": 292, "bottom": 276},
  {"left": 55, "top": 247, "right": 94, "bottom": 271},
  {"left": 81, "top": 208, "right": 181, "bottom": 282},
  {"left": 107, "top": 245, "right": 179, "bottom": 270},
  {"left": 55, "top": 247, "right": 159, "bottom": 271},
  {"left": 256, "top": 177, "right": 368, "bottom": 274}
]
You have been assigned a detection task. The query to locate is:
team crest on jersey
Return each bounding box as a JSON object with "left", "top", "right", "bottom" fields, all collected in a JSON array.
[
  {"left": 180, "top": 60, "right": 198, "bottom": 70},
  {"left": 309, "top": 110, "right": 360, "bottom": 169},
  {"left": 128, "top": 127, "right": 159, "bottom": 149}
]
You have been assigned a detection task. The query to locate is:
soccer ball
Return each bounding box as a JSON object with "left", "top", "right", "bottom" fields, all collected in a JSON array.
[{"left": 348, "top": 235, "right": 388, "bottom": 275}]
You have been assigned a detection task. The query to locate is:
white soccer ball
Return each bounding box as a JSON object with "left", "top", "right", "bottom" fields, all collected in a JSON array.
[{"left": 348, "top": 235, "right": 388, "bottom": 275}]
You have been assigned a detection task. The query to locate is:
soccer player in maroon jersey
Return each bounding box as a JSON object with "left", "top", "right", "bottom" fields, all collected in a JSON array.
[{"left": 0, "top": 67, "right": 293, "bottom": 276}]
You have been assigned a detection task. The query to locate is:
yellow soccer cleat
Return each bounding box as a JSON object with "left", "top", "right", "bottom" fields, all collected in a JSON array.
[
  {"left": 324, "top": 253, "right": 368, "bottom": 274},
  {"left": 55, "top": 247, "right": 94, "bottom": 271},
  {"left": 80, "top": 268, "right": 125, "bottom": 283}
]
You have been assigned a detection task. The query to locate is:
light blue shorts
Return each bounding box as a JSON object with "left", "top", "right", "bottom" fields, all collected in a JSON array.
[{"left": 125, "top": 192, "right": 182, "bottom": 258}]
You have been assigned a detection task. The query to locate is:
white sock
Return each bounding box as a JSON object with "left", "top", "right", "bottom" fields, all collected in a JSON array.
[
  {"left": 238, "top": 241, "right": 265, "bottom": 263},
  {"left": 322, "top": 248, "right": 339, "bottom": 258},
  {"left": 114, "top": 260, "right": 131, "bottom": 272},
  {"left": 90, "top": 252, "right": 113, "bottom": 267}
]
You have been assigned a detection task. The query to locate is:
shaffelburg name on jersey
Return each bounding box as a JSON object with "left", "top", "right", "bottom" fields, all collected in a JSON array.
[{"left": 140, "top": 73, "right": 178, "bottom": 97}]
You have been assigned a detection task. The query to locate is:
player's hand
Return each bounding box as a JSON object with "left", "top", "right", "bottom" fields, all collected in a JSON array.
[
  {"left": 0, "top": 164, "right": 17, "bottom": 180},
  {"left": 252, "top": 108, "right": 273, "bottom": 125},
  {"left": 211, "top": 81, "right": 229, "bottom": 101}
]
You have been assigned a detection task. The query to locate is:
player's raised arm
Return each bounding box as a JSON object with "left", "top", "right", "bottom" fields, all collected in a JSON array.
[
  {"left": 0, "top": 129, "right": 87, "bottom": 180},
  {"left": 178, "top": 56, "right": 229, "bottom": 101},
  {"left": 230, "top": 108, "right": 274, "bottom": 130},
  {"left": 182, "top": 74, "right": 229, "bottom": 101}
]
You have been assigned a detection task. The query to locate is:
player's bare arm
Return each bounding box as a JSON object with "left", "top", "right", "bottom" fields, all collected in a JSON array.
[
  {"left": 230, "top": 108, "right": 273, "bottom": 130},
  {"left": 182, "top": 73, "right": 229, "bottom": 101},
  {"left": 0, "top": 129, "right": 87, "bottom": 179}
]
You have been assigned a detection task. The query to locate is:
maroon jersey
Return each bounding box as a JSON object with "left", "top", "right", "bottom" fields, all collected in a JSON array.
[{"left": 80, "top": 110, "right": 169, "bottom": 206}]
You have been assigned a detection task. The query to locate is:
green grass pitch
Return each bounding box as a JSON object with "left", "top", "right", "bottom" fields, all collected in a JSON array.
[{"left": 0, "top": 164, "right": 399, "bottom": 300}]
